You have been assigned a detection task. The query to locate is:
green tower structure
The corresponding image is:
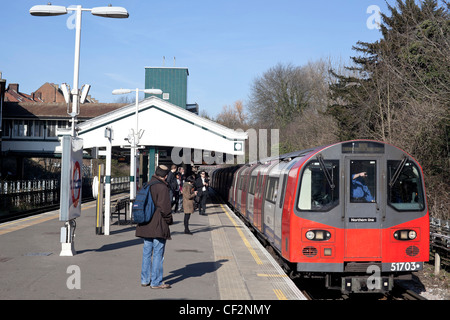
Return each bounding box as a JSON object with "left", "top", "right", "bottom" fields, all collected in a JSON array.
[
  {"left": 144, "top": 67, "right": 189, "bottom": 109},
  {"left": 144, "top": 66, "right": 190, "bottom": 179}
]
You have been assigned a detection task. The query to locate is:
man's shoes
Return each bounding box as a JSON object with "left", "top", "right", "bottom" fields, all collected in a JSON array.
[
  {"left": 184, "top": 230, "right": 193, "bottom": 235},
  {"left": 151, "top": 283, "right": 171, "bottom": 289}
]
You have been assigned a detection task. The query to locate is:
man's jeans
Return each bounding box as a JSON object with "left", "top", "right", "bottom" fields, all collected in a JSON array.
[{"left": 141, "top": 238, "right": 166, "bottom": 286}]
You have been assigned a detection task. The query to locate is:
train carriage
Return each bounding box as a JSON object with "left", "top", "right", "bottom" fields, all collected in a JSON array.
[{"left": 211, "top": 140, "right": 429, "bottom": 293}]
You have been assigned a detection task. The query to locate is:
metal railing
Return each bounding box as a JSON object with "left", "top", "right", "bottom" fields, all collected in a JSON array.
[
  {"left": 0, "top": 177, "right": 129, "bottom": 218},
  {"left": 430, "top": 218, "right": 450, "bottom": 267}
]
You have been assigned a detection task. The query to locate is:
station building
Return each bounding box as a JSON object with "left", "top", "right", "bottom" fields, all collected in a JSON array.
[{"left": 0, "top": 68, "right": 246, "bottom": 181}]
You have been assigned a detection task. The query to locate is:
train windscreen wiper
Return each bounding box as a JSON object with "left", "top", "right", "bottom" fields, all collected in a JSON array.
[
  {"left": 389, "top": 156, "right": 408, "bottom": 188},
  {"left": 317, "top": 154, "right": 335, "bottom": 190}
]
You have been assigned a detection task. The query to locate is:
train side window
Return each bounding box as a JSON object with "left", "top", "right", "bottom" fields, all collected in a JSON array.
[
  {"left": 298, "top": 160, "right": 339, "bottom": 211},
  {"left": 265, "top": 177, "right": 279, "bottom": 203},
  {"left": 387, "top": 160, "right": 425, "bottom": 211},
  {"left": 249, "top": 176, "right": 257, "bottom": 195},
  {"left": 350, "top": 160, "right": 376, "bottom": 203},
  {"left": 238, "top": 176, "right": 244, "bottom": 190}
]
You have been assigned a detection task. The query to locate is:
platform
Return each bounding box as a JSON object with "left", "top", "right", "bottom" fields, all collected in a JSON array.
[{"left": 0, "top": 191, "right": 305, "bottom": 301}]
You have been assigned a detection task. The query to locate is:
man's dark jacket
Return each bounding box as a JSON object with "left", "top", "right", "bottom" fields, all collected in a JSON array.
[{"left": 135, "top": 175, "right": 173, "bottom": 240}]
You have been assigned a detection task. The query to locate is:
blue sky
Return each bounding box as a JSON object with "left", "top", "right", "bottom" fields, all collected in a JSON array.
[{"left": 1, "top": 0, "right": 390, "bottom": 117}]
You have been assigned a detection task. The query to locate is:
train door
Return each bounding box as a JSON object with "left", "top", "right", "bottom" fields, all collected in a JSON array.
[
  {"left": 263, "top": 175, "right": 278, "bottom": 244},
  {"left": 344, "top": 157, "right": 383, "bottom": 259},
  {"left": 236, "top": 173, "right": 243, "bottom": 212},
  {"left": 273, "top": 158, "right": 297, "bottom": 251},
  {"left": 241, "top": 167, "right": 253, "bottom": 217},
  {"left": 246, "top": 172, "right": 257, "bottom": 223},
  {"left": 253, "top": 170, "right": 266, "bottom": 231}
]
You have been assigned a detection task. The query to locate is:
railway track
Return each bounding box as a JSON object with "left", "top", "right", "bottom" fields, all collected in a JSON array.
[{"left": 297, "top": 278, "right": 427, "bottom": 300}]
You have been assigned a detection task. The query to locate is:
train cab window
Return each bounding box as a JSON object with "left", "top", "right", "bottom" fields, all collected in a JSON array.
[
  {"left": 298, "top": 160, "right": 339, "bottom": 211},
  {"left": 350, "top": 160, "right": 376, "bottom": 203},
  {"left": 388, "top": 160, "right": 425, "bottom": 211}
]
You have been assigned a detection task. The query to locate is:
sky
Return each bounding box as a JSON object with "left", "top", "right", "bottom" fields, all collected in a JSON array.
[{"left": 0, "top": 0, "right": 391, "bottom": 118}]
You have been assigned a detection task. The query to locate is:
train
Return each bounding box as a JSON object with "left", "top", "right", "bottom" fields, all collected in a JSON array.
[{"left": 210, "top": 140, "right": 429, "bottom": 293}]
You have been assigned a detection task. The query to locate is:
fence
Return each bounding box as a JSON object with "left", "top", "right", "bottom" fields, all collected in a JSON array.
[
  {"left": 430, "top": 218, "right": 450, "bottom": 268},
  {"left": 0, "top": 177, "right": 129, "bottom": 217}
]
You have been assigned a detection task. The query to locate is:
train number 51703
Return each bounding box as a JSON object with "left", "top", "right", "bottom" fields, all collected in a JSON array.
[{"left": 389, "top": 262, "right": 423, "bottom": 272}]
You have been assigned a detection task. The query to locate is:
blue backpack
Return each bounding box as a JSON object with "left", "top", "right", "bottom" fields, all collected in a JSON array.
[{"left": 132, "top": 180, "right": 160, "bottom": 224}]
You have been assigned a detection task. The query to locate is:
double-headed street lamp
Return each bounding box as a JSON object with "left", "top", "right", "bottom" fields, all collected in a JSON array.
[
  {"left": 30, "top": 4, "right": 129, "bottom": 136},
  {"left": 30, "top": 4, "right": 128, "bottom": 250},
  {"left": 112, "top": 88, "right": 163, "bottom": 214}
]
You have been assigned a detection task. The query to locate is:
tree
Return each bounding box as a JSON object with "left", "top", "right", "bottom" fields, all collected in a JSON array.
[
  {"left": 248, "top": 63, "right": 309, "bottom": 129},
  {"left": 215, "top": 100, "right": 248, "bottom": 130},
  {"left": 329, "top": 0, "right": 449, "bottom": 218}
]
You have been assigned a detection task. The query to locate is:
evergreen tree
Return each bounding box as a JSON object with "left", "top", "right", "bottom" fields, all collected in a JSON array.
[
  {"left": 329, "top": 0, "right": 448, "bottom": 141},
  {"left": 329, "top": 0, "right": 449, "bottom": 218}
]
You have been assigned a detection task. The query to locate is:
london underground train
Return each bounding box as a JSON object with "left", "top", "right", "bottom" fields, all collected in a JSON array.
[{"left": 210, "top": 140, "right": 429, "bottom": 293}]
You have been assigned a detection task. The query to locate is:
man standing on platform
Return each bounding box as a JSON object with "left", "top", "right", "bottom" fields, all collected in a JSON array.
[
  {"left": 136, "top": 165, "right": 173, "bottom": 289},
  {"left": 194, "top": 171, "right": 209, "bottom": 216}
]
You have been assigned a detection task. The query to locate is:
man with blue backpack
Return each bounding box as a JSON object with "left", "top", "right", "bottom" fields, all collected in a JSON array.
[{"left": 135, "top": 165, "right": 173, "bottom": 289}]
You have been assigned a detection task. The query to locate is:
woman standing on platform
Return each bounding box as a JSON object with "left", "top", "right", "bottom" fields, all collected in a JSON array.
[{"left": 182, "top": 176, "right": 197, "bottom": 235}]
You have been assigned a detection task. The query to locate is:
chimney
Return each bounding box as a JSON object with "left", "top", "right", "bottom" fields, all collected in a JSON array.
[
  {"left": 32, "top": 91, "right": 42, "bottom": 101},
  {"left": 8, "top": 83, "right": 19, "bottom": 92}
]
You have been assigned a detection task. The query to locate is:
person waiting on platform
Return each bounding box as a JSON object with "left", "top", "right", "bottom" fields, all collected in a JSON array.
[
  {"left": 182, "top": 175, "right": 197, "bottom": 235},
  {"left": 136, "top": 165, "right": 173, "bottom": 289},
  {"left": 194, "top": 171, "right": 209, "bottom": 216}
]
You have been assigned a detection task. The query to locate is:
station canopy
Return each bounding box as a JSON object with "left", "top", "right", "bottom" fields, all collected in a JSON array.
[{"left": 77, "top": 96, "right": 247, "bottom": 155}]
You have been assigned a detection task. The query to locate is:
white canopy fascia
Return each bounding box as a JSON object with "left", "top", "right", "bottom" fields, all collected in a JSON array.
[{"left": 77, "top": 96, "right": 247, "bottom": 155}]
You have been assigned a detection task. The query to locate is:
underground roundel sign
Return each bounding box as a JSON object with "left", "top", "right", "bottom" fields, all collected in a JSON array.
[
  {"left": 72, "top": 161, "right": 82, "bottom": 208},
  {"left": 59, "top": 136, "right": 83, "bottom": 222}
]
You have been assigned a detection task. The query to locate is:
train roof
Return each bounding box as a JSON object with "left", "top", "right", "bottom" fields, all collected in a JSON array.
[{"left": 250, "top": 139, "right": 418, "bottom": 164}]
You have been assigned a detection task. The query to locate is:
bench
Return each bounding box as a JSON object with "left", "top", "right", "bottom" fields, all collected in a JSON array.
[{"left": 110, "top": 197, "right": 129, "bottom": 224}]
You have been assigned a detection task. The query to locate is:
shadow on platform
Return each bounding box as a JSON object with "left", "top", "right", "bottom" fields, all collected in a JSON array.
[{"left": 163, "top": 259, "right": 228, "bottom": 286}]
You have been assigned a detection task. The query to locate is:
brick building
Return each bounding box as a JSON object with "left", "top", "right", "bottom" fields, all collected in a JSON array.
[{"left": 0, "top": 75, "right": 124, "bottom": 178}]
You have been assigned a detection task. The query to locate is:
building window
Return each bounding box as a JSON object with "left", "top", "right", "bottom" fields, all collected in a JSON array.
[
  {"left": 46, "top": 120, "right": 57, "bottom": 138},
  {"left": 1, "top": 120, "right": 11, "bottom": 138},
  {"left": 12, "top": 120, "right": 45, "bottom": 139}
]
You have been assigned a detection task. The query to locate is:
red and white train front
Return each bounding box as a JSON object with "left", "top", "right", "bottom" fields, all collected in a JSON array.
[{"left": 215, "top": 140, "right": 429, "bottom": 293}]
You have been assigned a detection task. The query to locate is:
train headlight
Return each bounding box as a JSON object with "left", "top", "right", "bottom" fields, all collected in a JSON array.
[
  {"left": 306, "top": 231, "right": 315, "bottom": 240},
  {"left": 305, "top": 230, "right": 331, "bottom": 241},
  {"left": 394, "top": 229, "right": 417, "bottom": 240},
  {"left": 408, "top": 230, "right": 417, "bottom": 240}
]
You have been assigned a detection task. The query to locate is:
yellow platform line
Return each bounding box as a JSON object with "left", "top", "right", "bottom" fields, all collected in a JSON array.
[
  {"left": 273, "top": 289, "right": 288, "bottom": 300},
  {"left": 219, "top": 203, "right": 263, "bottom": 265},
  {"left": 257, "top": 273, "right": 288, "bottom": 278}
]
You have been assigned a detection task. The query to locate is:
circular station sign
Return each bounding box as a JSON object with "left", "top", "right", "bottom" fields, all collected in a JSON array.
[{"left": 72, "top": 161, "right": 82, "bottom": 208}]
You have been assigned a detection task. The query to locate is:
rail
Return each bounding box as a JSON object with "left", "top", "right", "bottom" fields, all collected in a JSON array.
[{"left": 0, "top": 177, "right": 129, "bottom": 221}]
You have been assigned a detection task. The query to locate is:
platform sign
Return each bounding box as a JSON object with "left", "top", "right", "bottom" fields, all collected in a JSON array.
[{"left": 60, "top": 135, "right": 83, "bottom": 221}]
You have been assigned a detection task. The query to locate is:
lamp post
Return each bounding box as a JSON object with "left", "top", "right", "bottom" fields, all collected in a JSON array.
[
  {"left": 30, "top": 4, "right": 128, "bottom": 248},
  {"left": 30, "top": 4, "right": 129, "bottom": 136},
  {"left": 112, "top": 88, "right": 163, "bottom": 215}
]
